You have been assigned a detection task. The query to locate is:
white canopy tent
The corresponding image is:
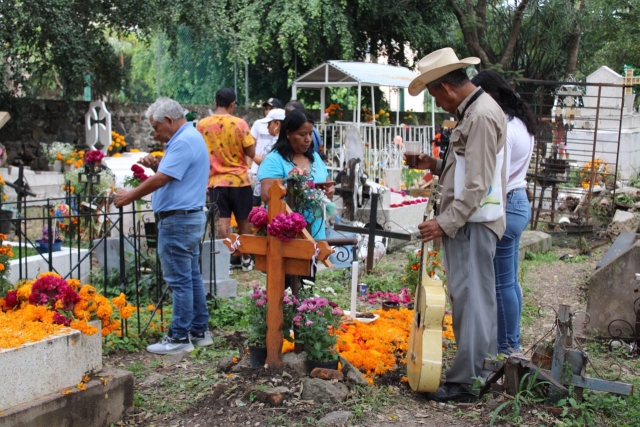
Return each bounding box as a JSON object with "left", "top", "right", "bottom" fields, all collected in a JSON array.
[{"left": 291, "top": 60, "right": 435, "bottom": 127}]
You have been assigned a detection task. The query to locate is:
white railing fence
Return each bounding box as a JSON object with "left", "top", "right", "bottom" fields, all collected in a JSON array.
[{"left": 318, "top": 123, "right": 434, "bottom": 182}]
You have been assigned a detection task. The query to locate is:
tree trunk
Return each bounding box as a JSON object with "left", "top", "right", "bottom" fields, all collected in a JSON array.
[{"left": 564, "top": 0, "right": 586, "bottom": 77}]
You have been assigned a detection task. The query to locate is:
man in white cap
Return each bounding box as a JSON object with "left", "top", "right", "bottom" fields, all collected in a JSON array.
[
  {"left": 250, "top": 98, "right": 283, "bottom": 206},
  {"left": 407, "top": 47, "right": 507, "bottom": 402},
  {"left": 250, "top": 107, "right": 285, "bottom": 205}
]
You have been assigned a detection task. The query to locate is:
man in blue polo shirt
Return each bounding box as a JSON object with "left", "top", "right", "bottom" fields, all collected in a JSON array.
[{"left": 114, "top": 97, "right": 211, "bottom": 355}]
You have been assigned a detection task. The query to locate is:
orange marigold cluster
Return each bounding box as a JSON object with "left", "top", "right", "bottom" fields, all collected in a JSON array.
[{"left": 0, "top": 273, "right": 125, "bottom": 348}]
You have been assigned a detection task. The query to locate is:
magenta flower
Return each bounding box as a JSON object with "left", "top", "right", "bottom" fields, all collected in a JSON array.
[
  {"left": 331, "top": 309, "right": 342, "bottom": 316},
  {"left": 305, "top": 320, "right": 314, "bottom": 326},
  {"left": 84, "top": 150, "right": 105, "bottom": 164},
  {"left": 248, "top": 206, "right": 269, "bottom": 229}
]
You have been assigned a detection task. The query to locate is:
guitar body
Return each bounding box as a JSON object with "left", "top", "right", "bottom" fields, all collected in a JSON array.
[
  {"left": 407, "top": 177, "right": 446, "bottom": 392},
  {"left": 407, "top": 262, "right": 446, "bottom": 391}
]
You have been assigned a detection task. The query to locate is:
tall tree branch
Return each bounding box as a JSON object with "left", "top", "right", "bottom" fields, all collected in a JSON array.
[{"left": 498, "top": 0, "right": 530, "bottom": 69}]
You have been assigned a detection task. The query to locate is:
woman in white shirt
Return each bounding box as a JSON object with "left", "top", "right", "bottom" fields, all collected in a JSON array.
[{"left": 472, "top": 70, "right": 536, "bottom": 354}]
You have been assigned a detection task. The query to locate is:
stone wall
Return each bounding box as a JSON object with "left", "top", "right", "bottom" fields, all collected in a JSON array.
[
  {"left": 0, "top": 99, "right": 265, "bottom": 170},
  {"left": 0, "top": 98, "right": 445, "bottom": 170}
]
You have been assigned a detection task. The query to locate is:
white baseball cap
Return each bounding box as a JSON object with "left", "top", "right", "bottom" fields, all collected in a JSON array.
[{"left": 258, "top": 108, "right": 285, "bottom": 123}]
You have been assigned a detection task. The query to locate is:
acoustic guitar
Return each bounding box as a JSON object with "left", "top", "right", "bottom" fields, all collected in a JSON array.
[{"left": 407, "top": 177, "right": 447, "bottom": 392}]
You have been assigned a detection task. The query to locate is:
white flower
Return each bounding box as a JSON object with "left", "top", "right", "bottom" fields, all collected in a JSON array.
[{"left": 320, "top": 286, "right": 336, "bottom": 295}]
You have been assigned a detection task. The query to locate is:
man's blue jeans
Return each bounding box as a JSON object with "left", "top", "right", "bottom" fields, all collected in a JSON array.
[
  {"left": 493, "top": 188, "right": 530, "bottom": 354},
  {"left": 157, "top": 211, "right": 209, "bottom": 339}
]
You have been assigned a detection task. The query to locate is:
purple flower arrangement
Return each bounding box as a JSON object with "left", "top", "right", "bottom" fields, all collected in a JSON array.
[
  {"left": 84, "top": 150, "right": 105, "bottom": 164},
  {"left": 248, "top": 206, "right": 269, "bottom": 229}
]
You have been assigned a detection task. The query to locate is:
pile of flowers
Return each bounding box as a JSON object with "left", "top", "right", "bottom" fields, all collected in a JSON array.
[
  {"left": 364, "top": 288, "right": 413, "bottom": 307},
  {"left": 389, "top": 197, "right": 428, "bottom": 208},
  {"left": 123, "top": 164, "right": 150, "bottom": 188},
  {"left": 108, "top": 131, "right": 127, "bottom": 157},
  {"left": 581, "top": 158, "right": 607, "bottom": 188},
  {"left": 58, "top": 149, "right": 84, "bottom": 169},
  {"left": 41, "top": 142, "right": 74, "bottom": 166},
  {"left": 362, "top": 108, "right": 373, "bottom": 123},
  {"left": 0, "top": 234, "right": 13, "bottom": 293},
  {"left": 324, "top": 104, "right": 343, "bottom": 123},
  {"left": 375, "top": 109, "right": 391, "bottom": 126},
  {"left": 0, "top": 273, "right": 129, "bottom": 349},
  {"left": 337, "top": 308, "right": 412, "bottom": 383}
]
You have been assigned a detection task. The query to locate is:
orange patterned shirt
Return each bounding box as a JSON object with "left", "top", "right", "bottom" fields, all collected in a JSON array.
[{"left": 197, "top": 114, "right": 255, "bottom": 187}]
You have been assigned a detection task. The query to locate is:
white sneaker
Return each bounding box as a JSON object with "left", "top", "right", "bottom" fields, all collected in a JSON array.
[
  {"left": 190, "top": 330, "right": 213, "bottom": 347},
  {"left": 146, "top": 335, "right": 194, "bottom": 355}
]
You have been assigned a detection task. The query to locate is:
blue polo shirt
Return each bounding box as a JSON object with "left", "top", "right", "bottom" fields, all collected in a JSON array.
[{"left": 153, "top": 122, "right": 209, "bottom": 213}]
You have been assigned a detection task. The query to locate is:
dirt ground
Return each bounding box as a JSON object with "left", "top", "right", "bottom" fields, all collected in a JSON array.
[{"left": 106, "top": 235, "right": 630, "bottom": 427}]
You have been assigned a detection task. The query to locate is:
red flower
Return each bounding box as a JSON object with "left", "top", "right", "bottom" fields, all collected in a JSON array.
[
  {"left": 5, "top": 290, "right": 17, "bottom": 309},
  {"left": 53, "top": 312, "right": 72, "bottom": 326}
]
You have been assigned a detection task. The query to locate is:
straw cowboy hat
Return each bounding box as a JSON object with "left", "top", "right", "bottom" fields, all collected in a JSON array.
[{"left": 408, "top": 48, "right": 480, "bottom": 96}]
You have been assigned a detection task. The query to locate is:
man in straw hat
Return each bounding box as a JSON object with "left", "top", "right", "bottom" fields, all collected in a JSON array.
[{"left": 407, "top": 47, "right": 507, "bottom": 403}]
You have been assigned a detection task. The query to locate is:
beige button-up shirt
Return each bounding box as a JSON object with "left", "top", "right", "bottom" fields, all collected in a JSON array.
[{"left": 434, "top": 87, "right": 507, "bottom": 239}]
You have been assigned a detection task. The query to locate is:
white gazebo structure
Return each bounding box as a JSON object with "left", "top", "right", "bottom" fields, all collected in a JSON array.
[{"left": 292, "top": 60, "right": 436, "bottom": 182}]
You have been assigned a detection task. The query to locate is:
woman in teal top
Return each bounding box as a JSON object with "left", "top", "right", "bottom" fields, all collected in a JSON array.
[{"left": 258, "top": 110, "right": 334, "bottom": 239}]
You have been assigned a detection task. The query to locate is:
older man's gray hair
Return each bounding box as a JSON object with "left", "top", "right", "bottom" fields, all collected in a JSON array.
[{"left": 145, "top": 97, "right": 185, "bottom": 122}]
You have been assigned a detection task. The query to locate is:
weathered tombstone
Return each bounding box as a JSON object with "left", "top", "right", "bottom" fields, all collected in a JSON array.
[
  {"left": 85, "top": 101, "right": 112, "bottom": 154},
  {"left": 201, "top": 239, "right": 237, "bottom": 297},
  {"left": 578, "top": 241, "right": 640, "bottom": 338}
]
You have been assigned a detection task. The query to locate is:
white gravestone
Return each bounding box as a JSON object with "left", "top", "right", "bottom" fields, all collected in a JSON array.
[{"left": 85, "top": 101, "right": 112, "bottom": 155}]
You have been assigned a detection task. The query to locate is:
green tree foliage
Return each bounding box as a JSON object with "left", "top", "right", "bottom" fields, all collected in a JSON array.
[
  {"left": 0, "top": 0, "right": 155, "bottom": 99},
  {"left": 579, "top": 0, "right": 640, "bottom": 77}
]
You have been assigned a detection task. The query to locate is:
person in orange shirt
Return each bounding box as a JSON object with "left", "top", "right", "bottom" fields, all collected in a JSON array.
[{"left": 197, "top": 88, "right": 256, "bottom": 271}]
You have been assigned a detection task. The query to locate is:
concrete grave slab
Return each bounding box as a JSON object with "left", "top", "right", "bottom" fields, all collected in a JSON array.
[
  {"left": 0, "top": 321, "right": 102, "bottom": 411},
  {"left": 201, "top": 239, "right": 237, "bottom": 298},
  {"left": 7, "top": 243, "right": 90, "bottom": 284},
  {"left": 0, "top": 367, "right": 133, "bottom": 427},
  {"left": 518, "top": 230, "right": 553, "bottom": 261}
]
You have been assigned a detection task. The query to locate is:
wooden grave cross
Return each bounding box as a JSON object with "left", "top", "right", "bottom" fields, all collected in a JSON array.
[{"left": 223, "top": 181, "right": 333, "bottom": 368}]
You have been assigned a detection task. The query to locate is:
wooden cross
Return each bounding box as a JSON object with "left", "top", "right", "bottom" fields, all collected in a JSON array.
[
  {"left": 334, "top": 190, "right": 411, "bottom": 273},
  {"left": 623, "top": 68, "right": 640, "bottom": 95},
  {"left": 223, "top": 181, "right": 333, "bottom": 368}
]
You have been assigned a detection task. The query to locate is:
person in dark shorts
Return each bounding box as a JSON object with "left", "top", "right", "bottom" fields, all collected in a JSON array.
[{"left": 197, "top": 88, "right": 256, "bottom": 271}]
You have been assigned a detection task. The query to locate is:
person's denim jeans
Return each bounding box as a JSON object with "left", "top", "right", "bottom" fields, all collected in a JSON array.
[
  {"left": 157, "top": 210, "right": 208, "bottom": 339},
  {"left": 493, "top": 188, "right": 530, "bottom": 354}
]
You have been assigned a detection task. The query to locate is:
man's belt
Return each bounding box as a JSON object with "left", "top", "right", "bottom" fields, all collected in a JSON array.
[{"left": 156, "top": 208, "right": 202, "bottom": 220}]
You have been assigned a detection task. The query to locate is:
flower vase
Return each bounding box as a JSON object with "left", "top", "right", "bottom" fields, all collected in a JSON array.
[
  {"left": 36, "top": 239, "right": 63, "bottom": 253},
  {"left": 63, "top": 163, "right": 73, "bottom": 172},
  {"left": 307, "top": 358, "right": 339, "bottom": 373},
  {"left": 0, "top": 209, "right": 13, "bottom": 235},
  {"left": 249, "top": 345, "right": 267, "bottom": 368}
]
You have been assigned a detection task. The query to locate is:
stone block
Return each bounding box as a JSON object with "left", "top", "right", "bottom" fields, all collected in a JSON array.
[
  {"left": 0, "top": 321, "right": 102, "bottom": 410},
  {"left": 580, "top": 241, "right": 640, "bottom": 337},
  {"left": 518, "top": 230, "right": 552, "bottom": 261},
  {"left": 201, "top": 239, "right": 237, "bottom": 298},
  {"left": 310, "top": 367, "right": 344, "bottom": 381},
  {"left": 596, "top": 233, "right": 640, "bottom": 269},
  {"left": 0, "top": 367, "right": 133, "bottom": 427},
  {"left": 300, "top": 378, "right": 349, "bottom": 404},
  {"left": 91, "top": 237, "right": 136, "bottom": 271},
  {"left": 7, "top": 243, "right": 91, "bottom": 284}
]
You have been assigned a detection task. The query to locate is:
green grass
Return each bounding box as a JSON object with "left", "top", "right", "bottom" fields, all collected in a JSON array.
[{"left": 9, "top": 247, "right": 40, "bottom": 259}]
